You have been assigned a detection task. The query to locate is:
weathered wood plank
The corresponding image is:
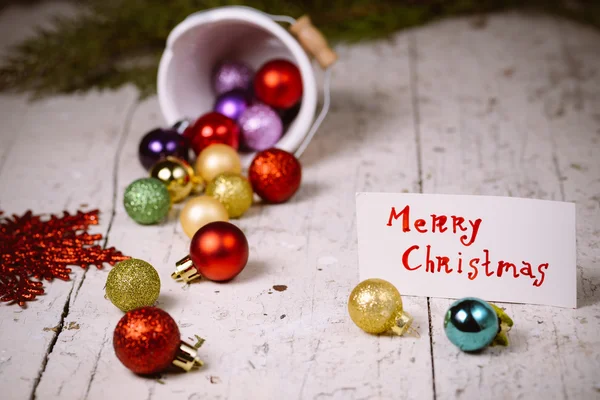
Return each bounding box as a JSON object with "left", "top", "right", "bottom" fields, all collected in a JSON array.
[{"left": 414, "top": 12, "right": 600, "bottom": 399}]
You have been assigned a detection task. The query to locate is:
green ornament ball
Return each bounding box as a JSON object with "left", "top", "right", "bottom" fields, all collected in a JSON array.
[
  {"left": 106, "top": 258, "right": 161, "bottom": 312},
  {"left": 444, "top": 297, "right": 500, "bottom": 352},
  {"left": 124, "top": 178, "right": 170, "bottom": 224}
]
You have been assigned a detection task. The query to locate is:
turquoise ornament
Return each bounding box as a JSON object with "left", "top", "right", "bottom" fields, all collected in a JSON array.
[
  {"left": 444, "top": 297, "right": 500, "bottom": 352},
  {"left": 123, "top": 178, "right": 171, "bottom": 225}
]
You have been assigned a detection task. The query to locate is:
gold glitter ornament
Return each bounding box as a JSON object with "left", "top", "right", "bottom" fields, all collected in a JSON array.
[
  {"left": 348, "top": 278, "right": 415, "bottom": 336},
  {"left": 105, "top": 259, "right": 161, "bottom": 312},
  {"left": 205, "top": 172, "right": 253, "bottom": 218},
  {"left": 150, "top": 157, "right": 204, "bottom": 203}
]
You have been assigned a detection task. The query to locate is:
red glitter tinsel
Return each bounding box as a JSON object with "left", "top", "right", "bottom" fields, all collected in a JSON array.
[{"left": 0, "top": 209, "right": 129, "bottom": 307}]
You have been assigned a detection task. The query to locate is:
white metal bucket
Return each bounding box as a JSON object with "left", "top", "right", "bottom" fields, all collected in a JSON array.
[{"left": 157, "top": 6, "right": 318, "bottom": 167}]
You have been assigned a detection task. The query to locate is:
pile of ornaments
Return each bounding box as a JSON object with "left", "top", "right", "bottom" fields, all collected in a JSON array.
[
  {"left": 111, "top": 59, "right": 304, "bottom": 376},
  {"left": 126, "top": 58, "right": 304, "bottom": 238}
]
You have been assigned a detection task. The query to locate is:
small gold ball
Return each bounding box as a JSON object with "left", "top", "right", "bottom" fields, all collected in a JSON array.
[
  {"left": 205, "top": 172, "right": 253, "bottom": 218},
  {"left": 106, "top": 259, "right": 161, "bottom": 312},
  {"left": 150, "top": 156, "right": 196, "bottom": 203},
  {"left": 348, "top": 278, "right": 404, "bottom": 334},
  {"left": 195, "top": 144, "right": 242, "bottom": 182},
  {"left": 180, "top": 195, "right": 229, "bottom": 238}
]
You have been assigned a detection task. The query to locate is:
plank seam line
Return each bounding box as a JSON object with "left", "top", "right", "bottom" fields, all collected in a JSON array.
[
  {"left": 29, "top": 283, "right": 74, "bottom": 400},
  {"left": 73, "top": 98, "right": 140, "bottom": 303},
  {"left": 408, "top": 31, "right": 437, "bottom": 400}
]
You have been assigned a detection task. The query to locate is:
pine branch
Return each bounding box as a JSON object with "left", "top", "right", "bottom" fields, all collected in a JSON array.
[{"left": 0, "top": 0, "right": 598, "bottom": 99}]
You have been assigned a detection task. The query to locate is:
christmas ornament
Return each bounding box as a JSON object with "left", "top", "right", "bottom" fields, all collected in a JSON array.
[
  {"left": 172, "top": 221, "right": 249, "bottom": 283},
  {"left": 214, "top": 89, "right": 249, "bottom": 121},
  {"left": 0, "top": 209, "right": 128, "bottom": 306},
  {"left": 184, "top": 112, "right": 240, "bottom": 155},
  {"left": 212, "top": 60, "right": 253, "bottom": 95},
  {"left": 194, "top": 143, "right": 242, "bottom": 183},
  {"left": 105, "top": 258, "right": 160, "bottom": 312},
  {"left": 348, "top": 278, "right": 414, "bottom": 335},
  {"left": 248, "top": 148, "right": 301, "bottom": 203},
  {"left": 180, "top": 195, "right": 229, "bottom": 239},
  {"left": 172, "top": 119, "right": 191, "bottom": 135},
  {"left": 205, "top": 172, "right": 253, "bottom": 218},
  {"left": 239, "top": 103, "right": 283, "bottom": 151},
  {"left": 254, "top": 59, "right": 303, "bottom": 109},
  {"left": 113, "top": 307, "right": 204, "bottom": 375},
  {"left": 123, "top": 178, "right": 171, "bottom": 225},
  {"left": 138, "top": 128, "right": 189, "bottom": 170},
  {"left": 149, "top": 156, "right": 203, "bottom": 203},
  {"left": 444, "top": 297, "right": 513, "bottom": 352}
]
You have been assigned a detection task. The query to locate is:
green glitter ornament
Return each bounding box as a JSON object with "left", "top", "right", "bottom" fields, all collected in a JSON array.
[
  {"left": 106, "top": 258, "right": 161, "bottom": 312},
  {"left": 124, "top": 178, "right": 171, "bottom": 224}
]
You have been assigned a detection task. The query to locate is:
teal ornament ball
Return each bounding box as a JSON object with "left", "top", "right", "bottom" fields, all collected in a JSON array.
[
  {"left": 444, "top": 297, "right": 500, "bottom": 352},
  {"left": 124, "top": 178, "right": 171, "bottom": 224}
]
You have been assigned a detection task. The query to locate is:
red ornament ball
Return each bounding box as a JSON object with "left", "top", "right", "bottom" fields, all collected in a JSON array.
[
  {"left": 190, "top": 221, "right": 249, "bottom": 282},
  {"left": 254, "top": 59, "right": 303, "bottom": 109},
  {"left": 184, "top": 112, "right": 240, "bottom": 155},
  {"left": 113, "top": 307, "right": 180, "bottom": 375},
  {"left": 248, "top": 148, "right": 302, "bottom": 203}
]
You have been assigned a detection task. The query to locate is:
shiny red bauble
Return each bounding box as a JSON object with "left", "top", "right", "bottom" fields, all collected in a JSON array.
[
  {"left": 190, "top": 221, "right": 249, "bottom": 282},
  {"left": 184, "top": 112, "right": 240, "bottom": 155},
  {"left": 113, "top": 307, "right": 181, "bottom": 375},
  {"left": 253, "top": 59, "right": 303, "bottom": 109},
  {"left": 248, "top": 148, "right": 302, "bottom": 203}
]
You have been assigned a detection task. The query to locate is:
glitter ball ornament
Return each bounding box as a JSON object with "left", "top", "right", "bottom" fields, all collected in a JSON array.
[
  {"left": 150, "top": 156, "right": 202, "bottom": 203},
  {"left": 248, "top": 148, "right": 301, "bottom": 203},
  {"left": 205, "top": 173, "right": 253, "bottom": 218},
  {"left": 113, "top": 307, "right": 204, "bottom": 375},
  {"left": 195, "top": 143, "right": 242, "bottom": 183},
  {"left": 348, "top": 278, "right": 414, "bottom": 335},
  {"left": 254, "top": 59, "right": 303, "bottom": 109},
  {"left": 184, "top": 112, "right": 240, "bottom": 155},
  {"left": 180, "top": 195, "right": 229, "bottom": 239},
  {"left": 212, "top": 61, "right": 253, "bottom": 95},
  {"left": 138, "top": 128, "right": 189, "bottom": 170},
  {"left": 172, "top": 221, "right": 249, "bottom": 283},
  {"left": 239, "top": 104, "right": 283, "bottom": 151},
  {"left": 444, "top": 297, "right": 513, "bottom": 352},
  {"left": 105, "top": 259, "right": 160, "bottom": 312},
  {"left": 123, "top": 178, "right": 171, "bottom": 225},
  {"left": 214, "top": 89, "right": 249, "bottom": 121}
]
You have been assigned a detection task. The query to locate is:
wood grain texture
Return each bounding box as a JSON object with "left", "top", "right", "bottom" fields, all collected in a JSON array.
[
  {"left": 0, "top": 5, "right": 598, "bottom": 400},
  {"left": 414, "top": 13, "right": 600, "bottom": 400}
]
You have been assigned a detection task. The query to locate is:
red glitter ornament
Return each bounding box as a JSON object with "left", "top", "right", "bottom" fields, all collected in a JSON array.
[
  {"left": 248, "top": 148, "right": 302, "bottom": 203},
  {"left": 0, "top": 209, "right": 128, "bottom": 307},
  {"left": 172, "top": 221, "right": 249, "bottom": 283},
  {"left": 184, "top": 112, "right": 240, "bottom": 155},
  {"left": 254, "top": 59, "right": 303, "bottom": 109},
  {"left": 113, "top": 307, "right": 204, "bottom": 375}
]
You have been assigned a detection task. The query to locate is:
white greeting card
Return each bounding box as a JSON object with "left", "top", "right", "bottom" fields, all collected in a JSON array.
[{"left": 356, "top": 192, "right": 577, "bottom": 308}]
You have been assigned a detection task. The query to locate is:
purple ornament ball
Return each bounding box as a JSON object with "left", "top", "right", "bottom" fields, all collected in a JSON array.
[
  {"left": 214, "top": 90, "right": 249, "bottom": 121},
  {"left": 212, "top": 61, "right": 253, "bottom": 96},
  {"left": 239, "top": 104, "right": 283, "bottom": 152},
  {"left": 138, "top": 128, "right": 189, "bottom": 170}
]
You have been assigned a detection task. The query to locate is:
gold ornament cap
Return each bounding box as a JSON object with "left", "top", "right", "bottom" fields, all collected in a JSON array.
[
  {"left": 171, "top": 255, "right": 201, "bottom": 283},
  {"left": 172, "top": 341, "right": 204, "bottom": 371}
]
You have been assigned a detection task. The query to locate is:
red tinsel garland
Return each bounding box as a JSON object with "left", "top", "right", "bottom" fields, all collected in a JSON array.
[{"left": 0, "top": 209, "right": 129, "bottom": 307}]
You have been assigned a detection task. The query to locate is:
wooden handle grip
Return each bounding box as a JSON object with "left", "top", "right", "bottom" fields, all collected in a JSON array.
[{"left": 290, "top": 15, "right": 337, "bottom": 69}]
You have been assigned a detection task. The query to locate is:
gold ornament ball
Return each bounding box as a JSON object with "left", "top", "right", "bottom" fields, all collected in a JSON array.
[
  {"left": 195, "top": 144, "right": 242, "bottom": 182},
  {"left": 105, "top": 259, "right": 161, "bottom": 312},
  {"left": 205, "top": 172, "right": 253, "bottom": 218},
  {"left": 348, "top": 278, "right": 405, "bottom": 334},
  {"left": 150, "top": 156, "right": 203, "bottom": 203},
  {"left": 180, "top": 195, "right": 229, "bottom": 238}
]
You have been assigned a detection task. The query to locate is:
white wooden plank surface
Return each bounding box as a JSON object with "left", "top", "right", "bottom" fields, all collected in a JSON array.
[
  {"left": 0, "top": 4, "right": 599, "bottom": 400},
  {"left": 415, "top": 13, "right": 600, "bottom": 400}
]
